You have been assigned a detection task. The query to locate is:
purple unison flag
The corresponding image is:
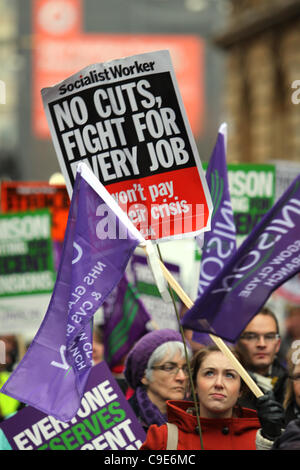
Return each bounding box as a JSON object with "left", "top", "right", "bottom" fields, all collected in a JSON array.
[
  {"left": 182, "top": 173, "right": 300, "bottom": 343},
  {"left": 0, "top": 166, "right": 141, "bottom": 421},
  {"left": 104, "top": 274, "right": 151, "bottom": 368},
  {"left": 193, "top": 124, "right": 236, "bottom": 345}
]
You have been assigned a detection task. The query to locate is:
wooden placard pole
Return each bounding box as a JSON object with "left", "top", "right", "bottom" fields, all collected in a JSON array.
[{"left": 155, "top": 256, "right": 263, "bottom": 399}]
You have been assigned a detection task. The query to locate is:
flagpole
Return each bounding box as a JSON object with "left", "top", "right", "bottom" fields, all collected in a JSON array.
[
  {"left": 156, "top": 245, "right": 205, "bottom": 450},
  {"left": 149, "top": 251, "right": 263, "bottom": 399},
  {"left": 78, "top": 162, "right": 263, "bottom": 397}
]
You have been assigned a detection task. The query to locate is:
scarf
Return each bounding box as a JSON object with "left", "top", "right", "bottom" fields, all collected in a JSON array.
[
  {"left": 135, "top": 386, "right": 167, "bottom": 427},
  {"left": 252, "top": 372, "right": 274, "bottom": 392}
]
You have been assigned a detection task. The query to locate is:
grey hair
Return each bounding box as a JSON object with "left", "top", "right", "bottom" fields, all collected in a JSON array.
[{"left": 144, "top": 340, "right": 191, "bottom": 382}]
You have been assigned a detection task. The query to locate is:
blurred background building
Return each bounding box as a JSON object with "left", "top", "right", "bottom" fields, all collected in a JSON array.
[
  {"left": 0, "top": 0, "right": 229, "bottom": 182},
  {"left": 215, "top": 0, "right": 300, "bottom": 165},
  {"left": 0, "top": 0, "right": 20, "bottom": 180},
  {"left": 1, "top": 0, "right": 300, "bottom": 184}
]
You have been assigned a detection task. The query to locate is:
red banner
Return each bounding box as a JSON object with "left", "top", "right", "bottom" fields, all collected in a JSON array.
[{"left": 33, "top": 0, "right": 204, "bottom": 140}]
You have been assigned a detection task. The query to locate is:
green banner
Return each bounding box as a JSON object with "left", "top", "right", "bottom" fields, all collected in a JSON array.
[
  {"left": 228, "top": 163, "right": 276, "bottom": 243},
  {"left": 195, "top": 163, "right": 276, "bottom": 259},
  {"left": 0, "top": 209, "right": 56, "bottom": 297}
]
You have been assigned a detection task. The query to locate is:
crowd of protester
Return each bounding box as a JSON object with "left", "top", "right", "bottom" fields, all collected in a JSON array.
[
  {"left": 0, "top": 302, "right": 300, "bottom": 450},
  {"left": 129, "top": 304, "right": 300, "bottom": 450}
]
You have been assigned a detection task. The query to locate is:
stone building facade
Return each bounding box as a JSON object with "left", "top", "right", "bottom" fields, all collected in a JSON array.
[{"left": 214, "top": 0, "right": 300, "bottom": 164}]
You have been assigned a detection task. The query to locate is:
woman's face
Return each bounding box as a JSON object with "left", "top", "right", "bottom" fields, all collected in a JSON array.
[
  {"left": 292, "top": 363, "right": 300, "bottom": 408},
  {"left": 196, "top": 351, "right": 241, "bottom": 419},
  {"left": 92, "top": 333, "right": 104, "bottom": 365},
  {"left": 142, "top": 350, "right": 188, "bottom": 414}
]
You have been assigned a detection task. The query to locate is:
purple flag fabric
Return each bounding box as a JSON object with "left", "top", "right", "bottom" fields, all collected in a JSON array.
[
  {"left": 182, "top": 174, "right": 300, "bottom": 343},
  {"left": 193, "top": 124, "right": 236, "bottom": 345},
  {"left": 0, "top": 169, "right": 140, "bottom": 421},
  {"left": 104, "top": 274, "right": 151, "bottom": 368}
]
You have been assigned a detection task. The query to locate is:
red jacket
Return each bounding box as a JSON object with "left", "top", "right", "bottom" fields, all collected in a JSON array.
[{"left": 140, "top": 400, "right": 261, "bottom": 450}]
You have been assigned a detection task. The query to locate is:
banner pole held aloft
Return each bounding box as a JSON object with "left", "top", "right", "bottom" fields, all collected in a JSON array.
[{"left": 149, "top": 252, "right": 263, "bottom": 399}]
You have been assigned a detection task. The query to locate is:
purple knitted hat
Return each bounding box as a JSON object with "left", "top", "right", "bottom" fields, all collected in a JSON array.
[{"left": 124, "top": 328, "right": 184, "bottom": 390}]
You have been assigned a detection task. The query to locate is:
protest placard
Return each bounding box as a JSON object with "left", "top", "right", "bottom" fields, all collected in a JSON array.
[
  {"left": 41, "top": 50, "right": 212, "bottom": 242},
  {"left": 129, "top": 253, "right": 181, "bottom": 330},
  {"left": 228, "top": 163, "right": 276, "bottom": 244},
  {"left": 103, "top": 274, "right": 151, "bottom": 368},
  {"left": 0, "top": 209, "right": 55, "bottom": 297},
  {"left": 0, "top": 181, "right": 70, "bottom": 243},
  {"left": 0, "top": 361, "right": 146, "bottom": 450},
  {"left": 0, "top": 294, "right": 51, "bottom": 337}
]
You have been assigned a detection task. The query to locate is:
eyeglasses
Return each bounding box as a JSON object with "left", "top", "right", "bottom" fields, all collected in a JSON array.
[
  {"left": 239, "top": 332, "right": 280, "bottom": 342},
  {"left": 151, "top": 362, "right": 189, "bottom": 376},
  {"left": 289, "top": 374, "right": 300, "bottom": 382}
]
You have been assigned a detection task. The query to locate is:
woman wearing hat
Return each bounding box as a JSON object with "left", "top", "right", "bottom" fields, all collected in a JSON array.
[{"left": 124, "top": 329, "right": 192, "bottom": 432}]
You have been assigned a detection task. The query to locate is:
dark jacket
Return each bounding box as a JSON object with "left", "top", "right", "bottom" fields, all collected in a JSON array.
[
  {"left": 128, "top": 390, "right": 167, "bottom": 433},
  {"left": 238, "top": 358, "right": 288, "bottom": 411},
  {"left": 272, "top": 419, "right": 300, "bottom": 450},
  {"left": 128, "top": 393, "right": 148, "bottom": 432},
  {"left": 284, "top": 402, "right": 300, "bottom": 425}
]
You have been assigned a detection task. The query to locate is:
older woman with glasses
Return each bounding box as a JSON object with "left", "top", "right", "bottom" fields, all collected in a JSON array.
[{"left": 124, "top": 329, "right": 191, "bottom": 432}]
